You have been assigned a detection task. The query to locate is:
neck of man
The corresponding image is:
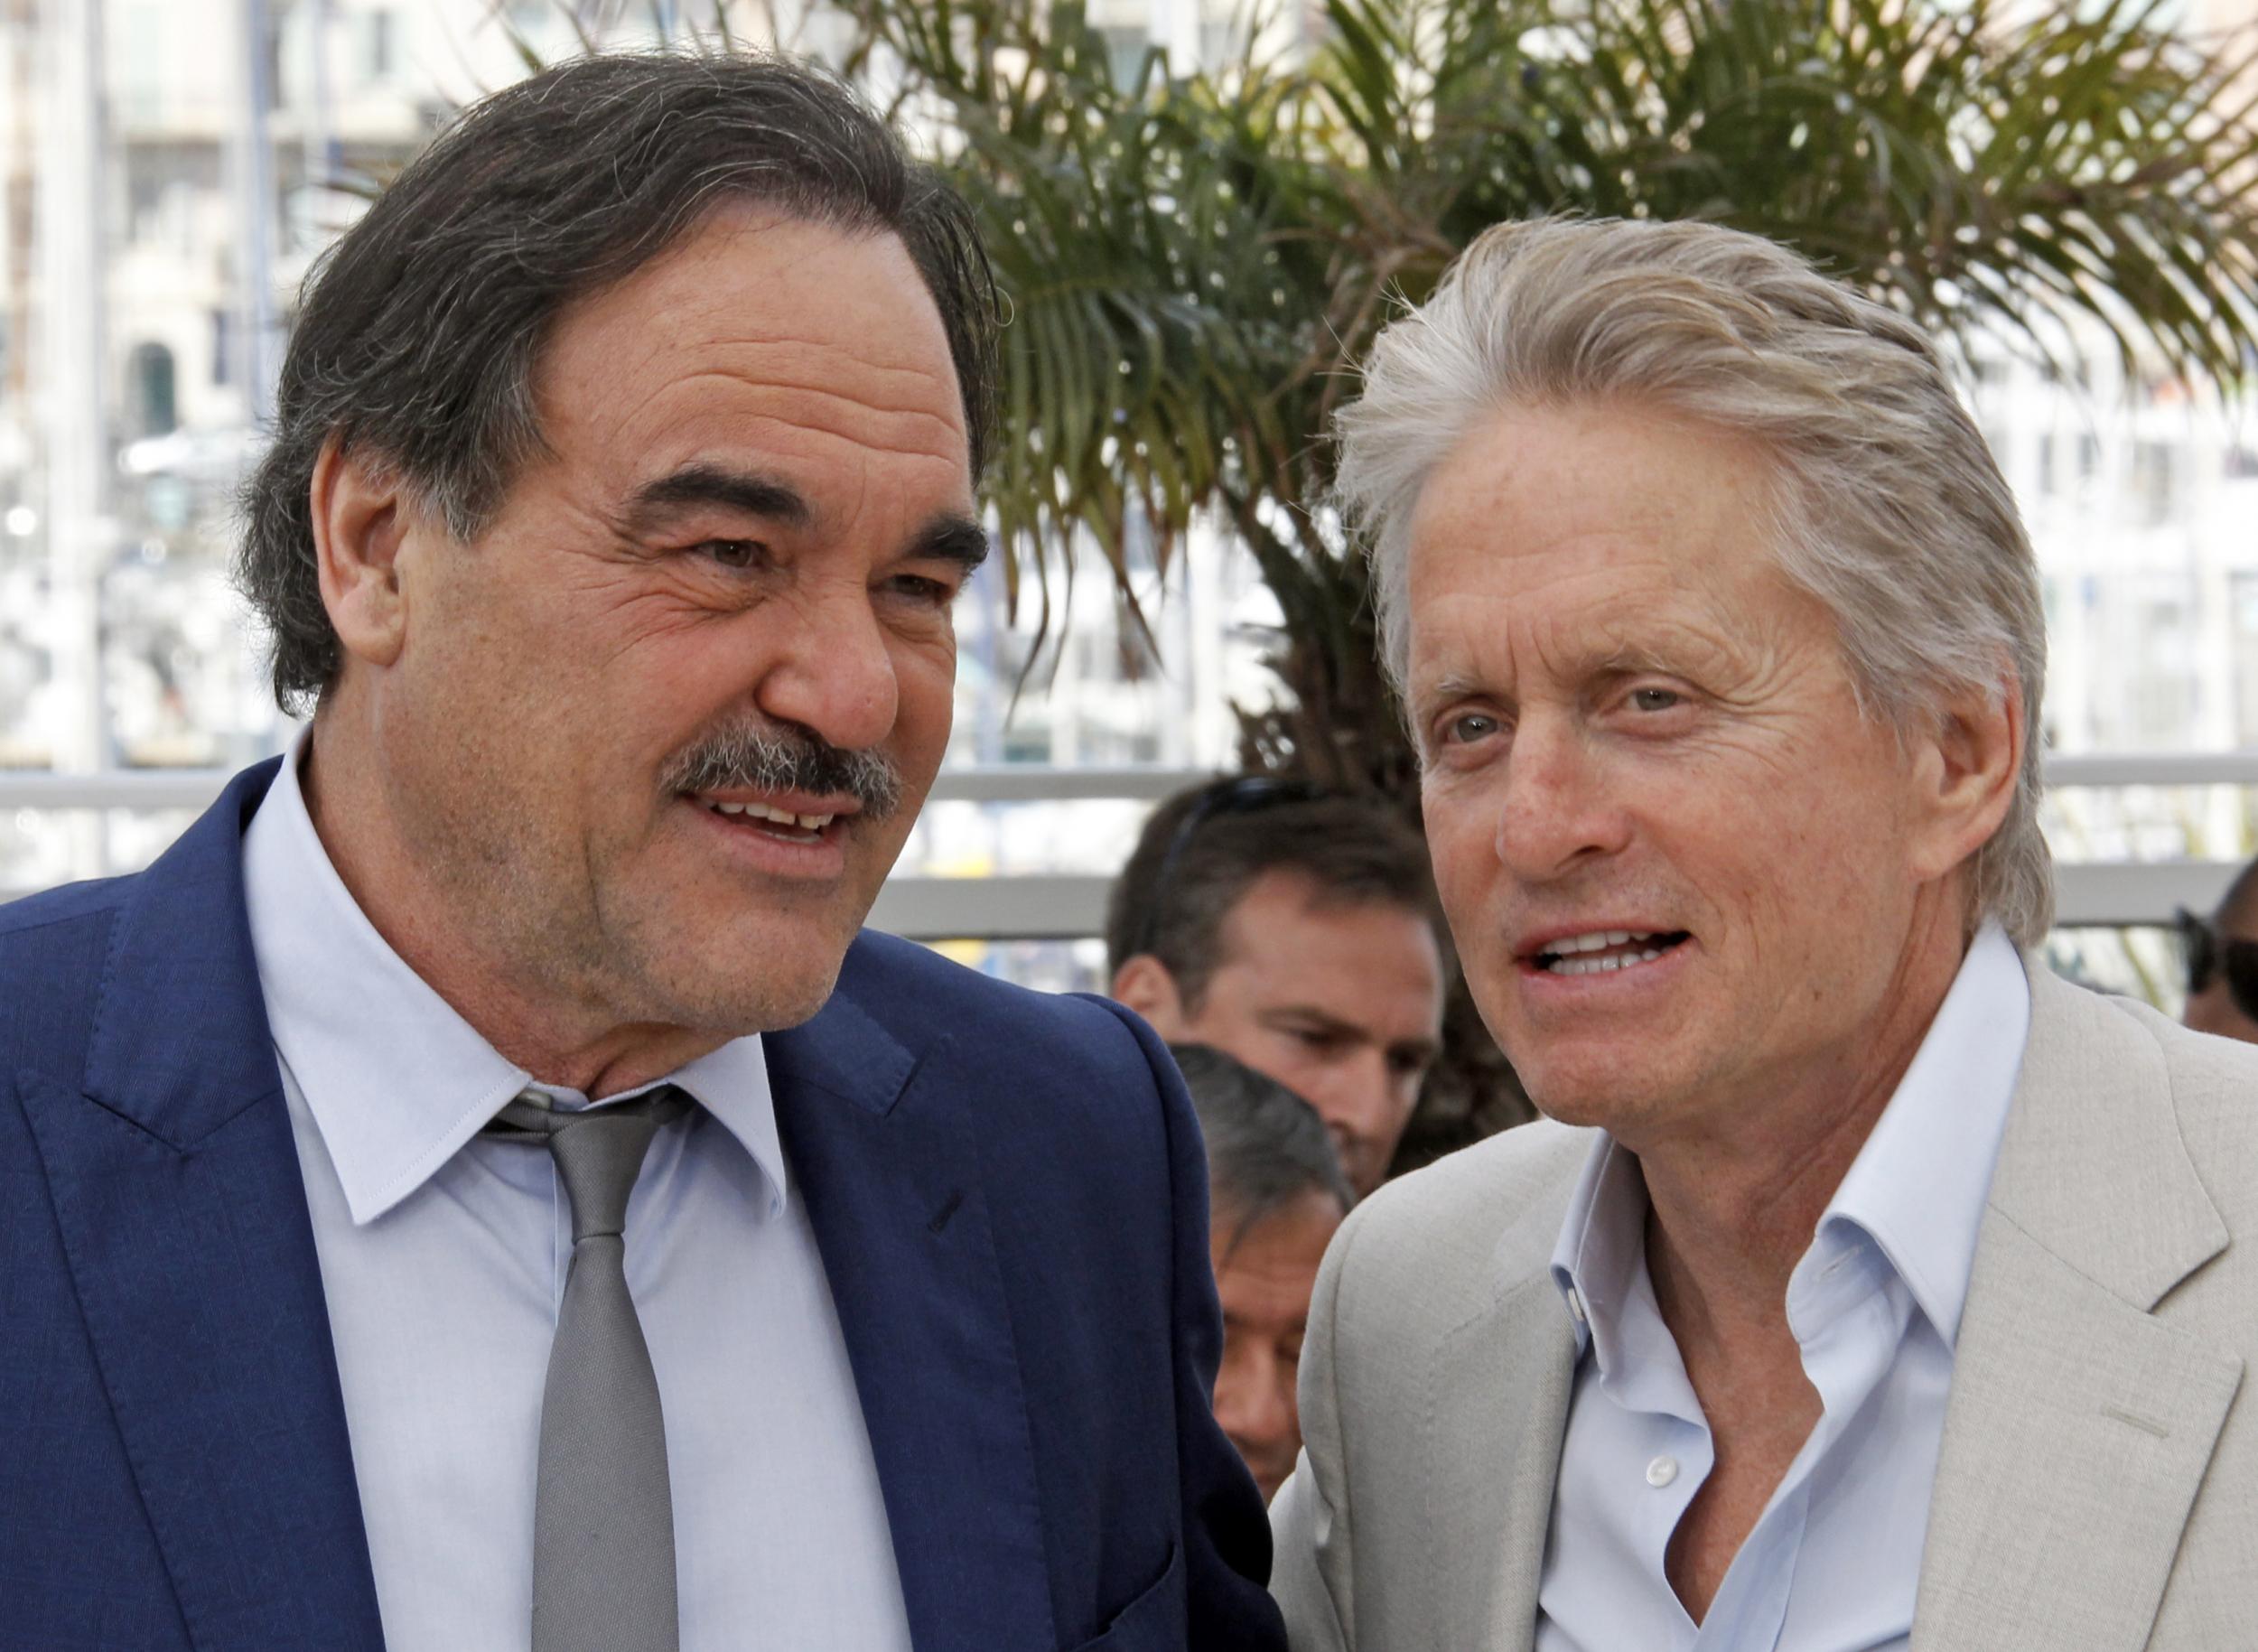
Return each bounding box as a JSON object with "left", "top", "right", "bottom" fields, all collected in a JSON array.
[
  {"left": 303, "top": 710, "right": 730, "bottom": 1099},
  {"left": 1634, "top": 889, "right": 1974, "bottom": 1369}
]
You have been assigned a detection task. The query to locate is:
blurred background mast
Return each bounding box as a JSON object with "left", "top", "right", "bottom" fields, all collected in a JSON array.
[
  {"left": 4, "top": 0, "right": 32, "bottom": 415},
  {"left": 34, "top": 0, "right": 106, "bottom": 865},
  {"left": 233, "top": 0, "right": 278, "bottom": 430},
  {"left": 302, "top": 0, "right": 340, "bottom": 245}
]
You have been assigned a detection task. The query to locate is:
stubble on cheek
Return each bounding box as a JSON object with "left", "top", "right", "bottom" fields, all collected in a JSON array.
[
  {"left": 445, "top": 732, "right": 620, "bottom": 996},
  {"left": 381, "top": 563, "right": 630, "bottom": 1002}
]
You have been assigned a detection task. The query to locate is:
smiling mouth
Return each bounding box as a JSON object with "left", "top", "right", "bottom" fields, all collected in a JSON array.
[
  {"left": 689, "top": 794, "right": 840, "bottom": 846},
  {"left": 1531, "top": 929, "right": 1691, "bottom": 976}
]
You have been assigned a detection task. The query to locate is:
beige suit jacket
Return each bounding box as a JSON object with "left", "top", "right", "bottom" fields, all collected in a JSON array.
[{"left": 1271, "top": 963, "right": 2258, "bottom": 1649}]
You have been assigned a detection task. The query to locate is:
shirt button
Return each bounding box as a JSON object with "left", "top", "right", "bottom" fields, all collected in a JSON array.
[
  {"left": 1565, "top": 1288, "right": 1588, "bottom": 1325},
  {"left": 1646, "top": 1455, "right": 1679, "bottom": 1489}
]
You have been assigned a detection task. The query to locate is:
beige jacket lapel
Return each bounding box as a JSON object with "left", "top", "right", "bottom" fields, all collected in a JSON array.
[
  {"left": 1913, "top": 968, "right": 2244, "bottom": 1652},
  {"left": 1419, "top": 1192, "right": 1579, "bottom": 1651}
]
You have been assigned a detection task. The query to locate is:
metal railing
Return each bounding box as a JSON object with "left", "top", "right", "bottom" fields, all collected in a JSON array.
[{"left": 0, "top": 756, "right": 2249, "bottom": 936}]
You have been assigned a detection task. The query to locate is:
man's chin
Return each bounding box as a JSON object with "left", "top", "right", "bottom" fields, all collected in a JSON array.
[
  {"left": 637, "top": 905, "right": 864, "bottom": 1034},
  {"left": 655, "top": 959, "right": 845, "bottom": 1037},
  {"left": 1515, "top": 1052, "right": 1669, "bottom": 1133}
]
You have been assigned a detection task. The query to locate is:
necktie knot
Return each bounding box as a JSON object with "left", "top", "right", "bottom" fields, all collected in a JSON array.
[{"left": 487, "top": 1087, "right": 692, "bottom": 1244}]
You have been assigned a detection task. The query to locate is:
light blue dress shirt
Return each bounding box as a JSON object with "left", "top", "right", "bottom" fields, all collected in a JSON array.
[
  {"left": 1535, "top": 926, "right": 2031, "bottom": 1652},
  {"left": 239, "top": 739, "right": 913, "bottom": 1651}
]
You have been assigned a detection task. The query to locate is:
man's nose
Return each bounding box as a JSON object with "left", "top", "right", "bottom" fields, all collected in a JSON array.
[
  {"left": 1311, "top": 1054, "right": 1395, "bottom": 1145},
  {"left": 1492, "top": 714, "right": 1632, "bottom": 881},
  {"left": 1215, "top": 1350, "right": 1293, "bottom": 1456},
  {"left": 754, "top": 583, "right": 900, "bottom": 754}
]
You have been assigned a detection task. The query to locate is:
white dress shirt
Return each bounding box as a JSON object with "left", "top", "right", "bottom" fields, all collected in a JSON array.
[
  {"left": 240, "top": 738, "right": 912, "bottom": 1651},
  {"left": 1535, "top": 925, "right": 2031, "bottom": 1652}
]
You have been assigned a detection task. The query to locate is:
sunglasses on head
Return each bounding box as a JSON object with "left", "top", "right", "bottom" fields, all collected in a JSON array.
[
  {"left": 1131, "top": 776, "right": 1323, "bottom": 958},
  {"left": 2175, "top": 906, "right": 2258, "bottom": 1022}
]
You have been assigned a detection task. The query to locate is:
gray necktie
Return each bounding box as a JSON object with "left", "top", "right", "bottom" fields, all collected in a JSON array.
[{"left": 486, "top": 1087, "right": 691, "bottom": 1652}]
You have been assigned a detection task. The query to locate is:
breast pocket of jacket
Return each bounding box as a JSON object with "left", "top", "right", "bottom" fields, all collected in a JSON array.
[{"left": 1068, "top": 1544, "right": 1183, "bottom": 1652}]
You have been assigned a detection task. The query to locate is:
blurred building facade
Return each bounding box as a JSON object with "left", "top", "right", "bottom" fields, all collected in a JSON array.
[{"left": 0, "top": 0, "right": 2253, "bottom": 1002}]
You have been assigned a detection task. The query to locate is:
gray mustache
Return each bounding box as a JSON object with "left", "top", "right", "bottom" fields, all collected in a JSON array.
[{"left": 661, "top": 721, "right": 903, "bottom": 822}]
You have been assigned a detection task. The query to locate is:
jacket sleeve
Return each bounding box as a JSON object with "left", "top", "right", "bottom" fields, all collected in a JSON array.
[
  {"left": 1268, "top": 1190, "right": 1363, "bottom": 1650},
  {"left": 1086, "top": 997, "right": 1289, "bottom": 1651}
]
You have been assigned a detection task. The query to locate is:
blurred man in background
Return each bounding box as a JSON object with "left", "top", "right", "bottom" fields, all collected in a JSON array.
[
  {"left": 1107, "top": 779, "right": 1447, "bottom": 1196},
  {"left": 1173, "top": 1044, "right": 1354, "bottom": 1503},
  {"left": 2179, "top": 859, "right": 2258, "bottom": 1042}
]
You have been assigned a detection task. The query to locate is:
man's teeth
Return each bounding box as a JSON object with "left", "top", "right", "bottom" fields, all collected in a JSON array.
[
  {"left": 1540, "top": 930, "right": 1672, "bottom": 975},
  {"left": 1552, "top": 930, "right": 1640, "bottom": 954},
  {"left": 701, "top": 798, "right": 835, "bottom": 831},
  {"left": 1549, "top": 947, "right": 1667, "bottom": 975}
]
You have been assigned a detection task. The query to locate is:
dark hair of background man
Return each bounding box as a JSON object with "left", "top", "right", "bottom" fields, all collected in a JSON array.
[
  {"left": 238, "top": 51, "right": 1000, "bottom": 714},
  {"left": 1171, "top": 1044, "right": 1352, "bottom": 1246},
  {"left": 2214, "top": 858, "right": 2258, "bottom": 938},
  {"left": 1105, "top": 783, "right": 1441, "bottom": 1009}
]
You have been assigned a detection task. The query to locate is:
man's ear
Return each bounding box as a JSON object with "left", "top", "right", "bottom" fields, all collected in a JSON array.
[
  {"left": 1111, "top": 953, "right": 1190, "bottom": 1038},
  {"left": 310, "top": 433, "right": 416, "bottom": 671},
  {"left": 1908, "top": 668, "right": 2024, "bottom": 884}
]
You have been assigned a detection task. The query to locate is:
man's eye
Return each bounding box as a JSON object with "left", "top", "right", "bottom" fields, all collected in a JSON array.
[
  {"left": 1630, "top": 686, "right": 1682, "bottom": 713},
  {"left": 1442, "top": 711, "right": 1500, "bottom": 745},
  {"left": 699, "top": 538, "right": 766, "bottom": 571},
  {"left": 888, "top": 574, "right": 956, "bottom": 606}
]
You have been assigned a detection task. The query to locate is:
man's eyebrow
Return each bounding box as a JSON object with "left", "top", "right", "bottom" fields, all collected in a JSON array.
[
  {"left": 620, "top": 465, "right": 986, "bottom": 574},
  {"left": 1591, "top": 642, "right": 1694, "bottom": 677},
  {"left": 1263, "top": 1004, "right": 1358, "bottom": 1036},
  {"left": 1262, "top": 1003, "right": 1437, "bottom": 1059},
  {"left": 910, "top": 512, "right": 991, "bottom": 574},
  {"left": 1412, "top": 670, "right": 1496, "bottom": 712},
  {"left": 621, "top": 464, "right": 813, "bottom": 533}
]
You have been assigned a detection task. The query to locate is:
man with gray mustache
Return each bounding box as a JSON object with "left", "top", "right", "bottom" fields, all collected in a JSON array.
[{"left": 0, "top": 53, "right": 1283, "bottom": 1652}]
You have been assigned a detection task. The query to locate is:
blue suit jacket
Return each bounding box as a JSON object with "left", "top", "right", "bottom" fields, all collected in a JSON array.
[{"left": 0, "top": 761, "right": 1285, "bottom": 1651}]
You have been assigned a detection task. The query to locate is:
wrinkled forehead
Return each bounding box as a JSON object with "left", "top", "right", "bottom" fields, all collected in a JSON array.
[
  {"left": 1399, "top": 528, "right": 1816, "bottom": 714},
  {"left": 1396, "top": 402, "right": 1823, "bottom": 698},
  {"left": 529, "top": 209, "right": 971, "bottom": 481}
]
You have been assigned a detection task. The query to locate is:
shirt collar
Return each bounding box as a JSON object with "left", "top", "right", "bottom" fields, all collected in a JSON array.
[
  {"left": 1548, "top": 922, "right": 2031, "bottom": 1361},
  {"left": 1817, "top": 922, "right": 2029, "bottom": 1348},
  {"left": 1548, "top": 1134, "right": 1638, "bottom": 1368},
  {"left": 241, "top": 731, "right": 788, "bottom": 1226}
]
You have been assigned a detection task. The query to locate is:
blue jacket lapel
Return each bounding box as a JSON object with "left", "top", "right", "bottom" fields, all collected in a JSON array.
[
  {"left": 15, "top": 760, "right": 384, "bottom": 1650},
  {"left": 767, "top": 982, "right": 1057, "bottom": 1652}
]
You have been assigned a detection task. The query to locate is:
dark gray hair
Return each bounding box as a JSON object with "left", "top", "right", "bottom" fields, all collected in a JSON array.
[
  {"left": 1107, "top": 781, "right": 1440, "bottom": 1006},
  {"left": 239, "top": 51, "right": 999, "bottom": 713},
  {"left": 1171, "top": 1044, "right": 1354, "bottom": 1247},
  {"left": 1336, "top": 216, "right": 2050, "bottom": 945}
]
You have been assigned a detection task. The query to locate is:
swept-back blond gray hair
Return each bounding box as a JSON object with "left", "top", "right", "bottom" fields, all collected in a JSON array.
[{"left": 1336, "top": 216, "right": 2050, "bottom": 945}]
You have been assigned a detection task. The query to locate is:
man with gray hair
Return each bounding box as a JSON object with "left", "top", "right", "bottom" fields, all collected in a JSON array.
[
  {"left": 1270, "top": 216, "right": 2258, "bottom": 1648},
  {"left": 1172, "top": 1044, "right": 1355, "bottom": 1504}
]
